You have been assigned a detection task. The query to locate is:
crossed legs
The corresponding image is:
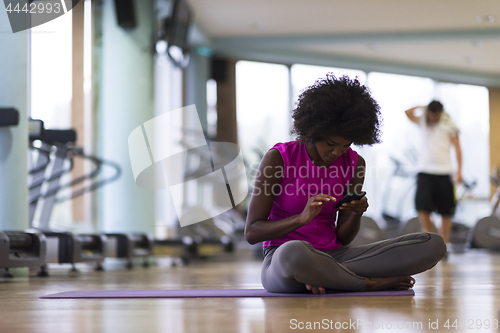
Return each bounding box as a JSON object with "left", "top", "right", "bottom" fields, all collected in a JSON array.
[{"left": 261, "top": 233, "right": 446, "bottom": 293}]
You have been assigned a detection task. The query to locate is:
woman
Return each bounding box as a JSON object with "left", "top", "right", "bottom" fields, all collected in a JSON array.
[{"left": 245, "top": 74, "right": 446, "bottom": 294}]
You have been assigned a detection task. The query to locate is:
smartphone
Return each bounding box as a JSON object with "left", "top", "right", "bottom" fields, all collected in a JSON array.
[{"left": 333, "top": 191, "right": 366, "bottom": 209}]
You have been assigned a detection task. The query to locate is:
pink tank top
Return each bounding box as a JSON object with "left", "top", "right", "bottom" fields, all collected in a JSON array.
[{"left": 263, "top": 141, "right": 358, "bottom": 251}]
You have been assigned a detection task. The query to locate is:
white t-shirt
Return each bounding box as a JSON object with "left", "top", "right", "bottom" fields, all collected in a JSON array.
[{"left": 416, "top": 111, "right": 459, "bottom": 175}]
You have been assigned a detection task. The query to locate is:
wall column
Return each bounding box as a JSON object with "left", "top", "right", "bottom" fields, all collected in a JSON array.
[
  {"left": 0, "top": 10, "right": 29, "bottom": 230},
  {"left": 95, "top": 0, "right": 155, "bottom": 233},
  {"left": 215, "top": 58, "right": 238, "bottom": 144},
  {"left": 489, "top": 87, "right": 500, "bottom": 196},
  {"left": 72, "top": 0, "right": 86, "bottom": 223}
]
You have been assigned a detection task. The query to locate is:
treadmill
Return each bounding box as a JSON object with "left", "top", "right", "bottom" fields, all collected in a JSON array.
[
  {"left": 172, "top": 132, "right": 240, "bottom": 259},
  {"left": 105, "top": 233, "right": 155, "bottom": 269},
  {"left": 28, "top": 124, "right": 107, "bottom": 274},
  {"left": 30, "top": 120, "right": 155, "bottom": 271},
  {"left": 0, "top": 109, "right": 47, "bottom": 277}
]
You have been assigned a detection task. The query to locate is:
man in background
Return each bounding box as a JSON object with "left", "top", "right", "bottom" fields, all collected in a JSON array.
[{"left": 405, "top": 100, "right": 462, "bottom": 246}]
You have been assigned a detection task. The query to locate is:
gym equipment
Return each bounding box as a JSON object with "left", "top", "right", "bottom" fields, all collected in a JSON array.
[
  {"left": 380, "top": 156, "right": 417, "bottom": 238},
  {"left": 0, "top": 231, "right": 47, "bottom": 277},
  {"left": 350, "top": 216, "right": 385, "bottom": 246},
  {"left": 399, "top": 216, "right": 438, "bottom": 235},
  {"left": 105, "top": 233, "right": 153, "bottom": 269},
  {"left": 469, "top": 217, "right": 500, "bottom": 250},
  {"left": 40, "top": 288, "right": 415, "bottom": 299},
  {"left": 30, "top": 121, "right": 156, "bottom": 270},
  {"left": 177, "top": 209, "right": 234, "bottom": 257},
  {"left": 449, "top": 181, "right": 477, "bottom": 251},
  {"left": 165, "top": 131, "right": 244, "bottom": 259},
  {"left": 470, "top": 173, "right": 500, "bottom": 251},
  {"left": 152, "top": 236, "right": 197, "bottom": 265},
  {"left": 29, "top": 127, "right": 109, "bottom": 274},
  {"left": 0, "top": 111, "right": 48, "bottom": 276},
  {"left": 448, "top": 223, "right": 471, "bottom": 252},
  {"left": 0, "top": 108, "right": 20, "bottom": 126}
]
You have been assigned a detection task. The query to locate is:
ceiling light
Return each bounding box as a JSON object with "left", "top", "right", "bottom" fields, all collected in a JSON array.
[{"left": 476, "top": 15, "right": 495, "bottom": 23}]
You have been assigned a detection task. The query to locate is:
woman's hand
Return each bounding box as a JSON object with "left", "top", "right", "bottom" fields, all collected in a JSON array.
[
  {"left": 338, "top": 195, "right": 369, "bottom": 216},
  {"left": 299, "top": 194, "right": 336, "bottom": 226}
]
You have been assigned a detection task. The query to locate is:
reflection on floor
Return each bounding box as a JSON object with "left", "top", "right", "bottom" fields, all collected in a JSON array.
[{"left": 1, "top": 248, "right": 499, "bottom": 333}]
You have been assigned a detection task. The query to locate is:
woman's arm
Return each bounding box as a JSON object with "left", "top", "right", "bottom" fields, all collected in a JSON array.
[
  {"left": 244, "top": 149, "right": 335, "bottom": 245},
  {"left": 335, "top": 155, "right": 369, "bottom": 246}
]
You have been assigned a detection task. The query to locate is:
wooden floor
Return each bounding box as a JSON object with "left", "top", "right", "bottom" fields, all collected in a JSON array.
[{"left": 1, "top": 248, "right": 500, "bottom": 333}]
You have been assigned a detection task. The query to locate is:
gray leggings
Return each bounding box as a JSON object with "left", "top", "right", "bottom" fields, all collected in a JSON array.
[{"left": 261, "top": 232, "right": 446, "bottom": 293}]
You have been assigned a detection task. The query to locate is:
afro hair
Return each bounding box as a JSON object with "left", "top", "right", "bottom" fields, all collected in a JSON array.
[{"left": 290, "top": 74, "right": 382, "bottom": 146}]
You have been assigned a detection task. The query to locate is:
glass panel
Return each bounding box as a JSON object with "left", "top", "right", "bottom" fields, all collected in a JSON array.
[
  {"left": 30, "top": 12, "right": 73, "bottom": 228},
  {"left": 291, "top": 64, "right": 366, "bottom": 109},
  {"left": 30, "top": 12, "right": 72, "bottom": 128},
  {"left": 236, "top": 60, "right": 291, "bottom": 171}
]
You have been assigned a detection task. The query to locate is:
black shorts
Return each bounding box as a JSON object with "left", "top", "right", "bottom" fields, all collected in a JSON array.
[{"left": 415, "top": 173, "right": 456, "bottom": 216}]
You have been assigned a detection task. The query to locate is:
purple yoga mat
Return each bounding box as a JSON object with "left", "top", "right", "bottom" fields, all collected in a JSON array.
[{"left": 40, "top": 288, "right": 414, "bottom": 299}]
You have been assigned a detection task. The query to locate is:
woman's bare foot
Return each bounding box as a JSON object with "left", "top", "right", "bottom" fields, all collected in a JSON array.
[
  {"left": 305, "top": 284, "right": 326, "bottom": 294},
  {"left": 364, "top": 276, "right": 415, "bottom": 291}
]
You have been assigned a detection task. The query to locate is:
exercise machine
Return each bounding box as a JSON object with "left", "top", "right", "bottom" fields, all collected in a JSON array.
[
  {"left": 152, "top": 236, "right": 197, "bottom": 265},
  {"left": 0, "top": 110, "right": 47, "bottom": 276},
  {"left": 0, "top": 231, "right": 47, "bottom": 277},
  {"left": 32, "top": 121, "right": 156, "bottom": 270},
  {"left": 350, "top": 216, "right": 385, "bottom": 246},
  {"left": 29, "top": 126, "right": 108, "bottom": 274},
  {"left": 399, "top": 216, "right": 437, "bottom": 235},
  {"left": 380, "top": 156, "right": 417, "bottom": 238},
  {"left": 169, "top": 131, "right": 243, "bottom": 259},
  {"left": 470, "top": 172, "right": 500, "bottom": 251},
  {"left": 449, "top": 181, "right": 477, "bottom": 252},
  {"left": 106, "top": 233, "right": 154, "bottom": 269}
]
